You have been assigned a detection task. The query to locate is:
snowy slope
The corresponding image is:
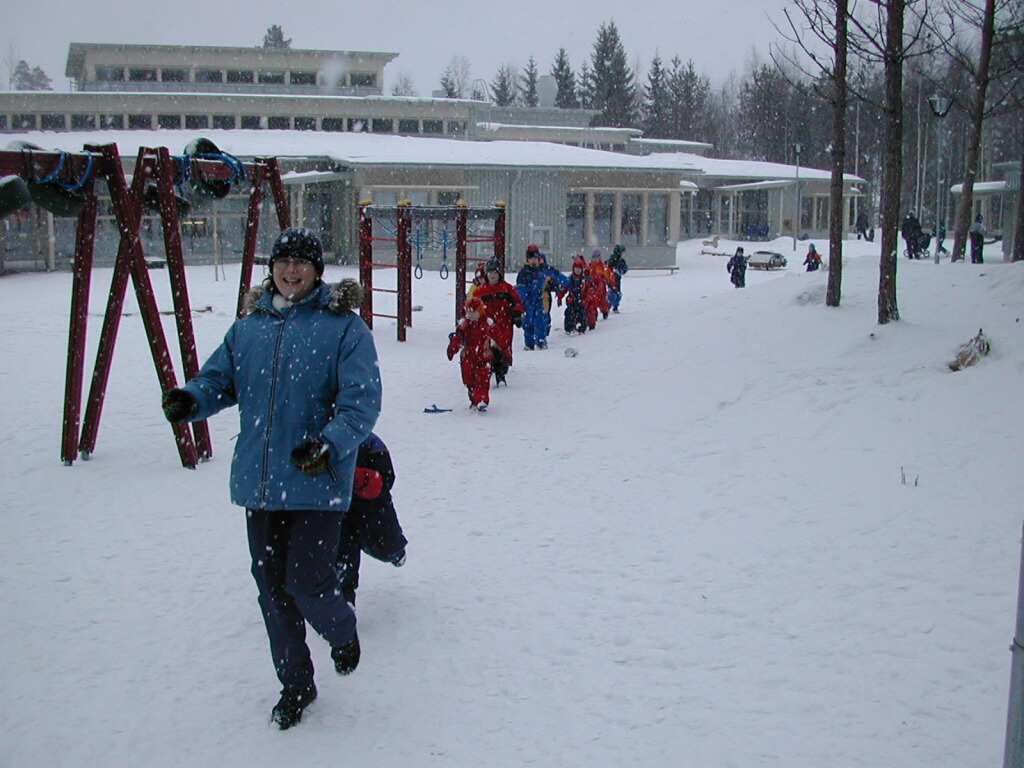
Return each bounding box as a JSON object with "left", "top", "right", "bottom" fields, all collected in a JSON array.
[{"left": 1, "top": 238, "right": 1021, "bottom": 767}]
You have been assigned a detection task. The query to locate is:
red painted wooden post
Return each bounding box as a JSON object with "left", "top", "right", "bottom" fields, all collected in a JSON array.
[
  {"left": 79, "top": 145, "right": 198, "bottom": 468},
  {"left": 236, "top": 163, "right": 266, "bottom": 318},
  {"left": 60, "top": 186, "right": 97, "bottom": 465},
  {"left": 359, "top": 204, "right": 373, "bottom": 329},
  {"left": 396, "top": 203, "right": 411, "bottom": 341},
  {"left": 265, "top": 158, "right": 291, "bottom": 229},
  {"left": 455, "top": 204, "right": 468, "bottom": 321},
  {"left": 494, "top": 203, "right": 506, "bottom": 275},
  {"left": 156, "top": 147, "right": 212, "bottom": 461},
  {"left": 78, "top": 145, "right": 149, "bottom": 458}
]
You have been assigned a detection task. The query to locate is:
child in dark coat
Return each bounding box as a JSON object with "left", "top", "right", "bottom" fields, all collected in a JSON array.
[
  {"left": 337, "top": 432, "right": 408, "bottom": 607},
  {"left": 561, "top": 254, "right": 590, "bottom": 334},
  {"left": 606, "top": 244, "right": 628, "bottom": 312},
  {"left": 727, "top": 247, "right": 747, "bottom": 288},
  {"left": 447, "top": 296, "right": 498, "bottom": 411}
]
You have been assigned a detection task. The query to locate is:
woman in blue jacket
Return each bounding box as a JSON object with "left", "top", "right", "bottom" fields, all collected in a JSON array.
[{"left": 162, "top": 228, "right": 382, "bottom": 730}]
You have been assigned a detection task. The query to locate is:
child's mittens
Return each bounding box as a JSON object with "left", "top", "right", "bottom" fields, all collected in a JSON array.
[
  {"left": 353, "top": 467, "right": 384, "bottom": 500},
  {"left": 291, "top": 438, "right": 331, "bottom": 476},
  {"left": 446, "top": 332, "right": 459, "bottom": 360}
]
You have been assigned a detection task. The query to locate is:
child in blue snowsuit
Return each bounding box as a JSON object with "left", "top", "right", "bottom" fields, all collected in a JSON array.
[
  {"left": 537, "top": 252, "right": 568, "bottom": 340},
  {"left": 607, "top": 245, "right": 629, "bottom": 313},
  {"left": 516, "top": 244, "right": 559, "bottom": 349}
]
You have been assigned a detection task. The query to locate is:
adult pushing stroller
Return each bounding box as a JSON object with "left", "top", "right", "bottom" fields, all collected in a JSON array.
[{"left": 902, "top": 230, "right": 932, "bottom": 260}]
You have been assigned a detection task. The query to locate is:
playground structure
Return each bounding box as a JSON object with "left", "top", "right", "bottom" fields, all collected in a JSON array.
[
  {"left": 0, "top": 143, "right": 290, "bottom": 469},
  {"left": 357, "top": 200, "right": 506, "bottom": 340}
]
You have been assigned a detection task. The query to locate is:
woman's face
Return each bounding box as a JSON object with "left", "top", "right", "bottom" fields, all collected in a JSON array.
[{"left": 272, "top": 257, "right": 318, "bottom": 301}]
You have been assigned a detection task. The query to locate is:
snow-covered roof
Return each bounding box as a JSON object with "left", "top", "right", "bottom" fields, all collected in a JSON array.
[
  {"left": 631, "top": 137, "right": 714, "bottom": 151},
  {"left": 477, "top": 122, "right": 641, "bottom": 136},
  {"left": 2, "top": 129, "right": 704, "bottom": 173},
  {"left": 950, "top": 180, "right": 1008, "bottom": 195},
  {"left": 648, "top": 151, "right": 864, "bottom": 184}
]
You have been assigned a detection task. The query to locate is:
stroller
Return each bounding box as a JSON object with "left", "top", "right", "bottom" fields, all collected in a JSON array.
[{"left": 903, "top": 230, "right": 932, "bottom": 260}]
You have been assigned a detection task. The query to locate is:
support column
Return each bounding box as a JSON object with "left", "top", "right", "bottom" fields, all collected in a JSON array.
[
  {"left": 584, "top": 192, "right": 595, "bottom": 247},
  {"left": 612, "top": 192, "right": 622, "bottom": 245},
  {"left": 669, "top": 191, "right": 681, "bottom": 244},
  {"left": 640, "top": 192, "right": 649, "bottom": 246}
]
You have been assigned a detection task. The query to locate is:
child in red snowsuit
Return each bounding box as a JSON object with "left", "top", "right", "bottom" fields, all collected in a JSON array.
[
  {"left": 588, "top": 253, "right": 612, "bottom": 321},
  {"left": 472, "top": 258, "right": 524, "bottom": 384},
  {"left": 447, "top": 296, "right": 497, "bottom": 411}
]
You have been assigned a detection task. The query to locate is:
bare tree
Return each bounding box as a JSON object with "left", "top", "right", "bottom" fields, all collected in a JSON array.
[
  {"left": 390, "top": 72, "right": 418, "bottom": 97},
  {"left": 848, "top": 0, "right": 938, "bottom": 324},
  {"left": 935, "top": 0, "right": 1020, "bottom": 261},
  {"left": 441, "top": 56, "right": 473, "bottom": 99},
  {"left": 775, "top": 0, "right": 851, "bottom": 308}
]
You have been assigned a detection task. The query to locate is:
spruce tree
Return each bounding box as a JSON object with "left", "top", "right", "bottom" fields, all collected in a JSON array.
[
  {"left": 520, "top": 56, "right": 539, "bottom": 107},
  {"left": 643, "top": 54, "right": 671, "bottom": 138},
  {"left": 13, "top": 60, "right": 52, "bottom": 91},
  {"left": 491, "top": 64, "right": 518, "bottom": 107},
  {"left": 262, "top": 25, "right": 291, "bottom": 49},
  {"left": 551, "top": 48, "right": 579, "bottom": 108},
  {"left": 440, "top": 68, "right": 459, "bottom": 98},
  {"left": 589, "top": 20, "right": 637, "bottom": 127},
  {"left": 578, "top": 61, "right": 594, "bottom": 109}
]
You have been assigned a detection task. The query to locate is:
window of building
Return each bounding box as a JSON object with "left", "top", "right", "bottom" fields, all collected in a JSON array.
[
  {"left": 95, "top": 66, "right": 124, "bottom": 82},
  {"left": 128, "top": 114, "right": 153, "bottom": 129},
  {"left": 267, "top": 116, "right": 290, "bottom": 130},
  {"left": 290, "top": 71, "right": 316, "bottom": 86},
  {"left": 447, "top": 121, "right": 467, "bottom": 136},
  {"left": 814, "top": 197, "right": 829, "bottom": 230},
  {"left": 129, "top": 68, "right": 157, "bottom": 82},
  {"left": 371, "top": 118, "right": 394, "bottom": 133},
  {"left": 13, "top": 114, "right": 37, "bottom": 130},
  {"left": 680, "top": 192, "right": 693, "bottom": 235},
  {"left": 212, "top": 115, "right": 236, "bottom": 130},
  {"left": 195, "top": 69, "right": 224, "bottom": 84},
  {"left": 738, "top": 190, "right": 769, "bottom": 238},
  {"left": 621, "top": 193, "right": 642, "bottom": 245},
  {"left": 185, "top": 115, "right": 209, "bottom": 130},
  {"left": 437, "top": 191, "right": 462, "bottom": 207},
  {"left": 800, "top": 196, "right": 814, "bottom": 230},
  {"left": 240, "top": 115, "right": 262, "bottom": 129},
  {"left": 0, "top": 115, "right": 9, "bottom": 130},
  {"left": 322, "top": 118, "right": 346, "bottom": 132},
  {"left": 158, "top": 114, "right": 182, "bottom": 129},
  {"left": 348, "top": 118, "right": 369, "bottom": 132},
  {"left": 646, "top": 193, "right": 669, "bottom": 245},
  {"left": 594, "top": 193, "right": 613, "bottom": 244},
  {"left": 227, "top": 70, "right": 254, "bottom": 84},
  {"left": 100, "top": 114, "right": 124, "bottom": 129},
  {"left": 422, "top": 119, "right": 443, "bottom": 134},
  {"left": 258, "top": 71, "right": 286, "bottom": 84},
  {"left": 294, "top": 117, "right": 317, "bottom": 131},
  {"left": 40, "top": 113, "right": 65, "bottom": 130},
  {"left": 693, "top": 190, "right": 714, "bottom": 234},
  {"left": 566, "top": 193, "right": 585, "bottom": 246},
  {"left": 161, "top": 68, "right": 187, "bottom": 82},
  {"left": 350, "top": 72, "right": 376, "bottom": 88},
  {"left": 398, "top": 119, "right": 420, "bottom": 134}
]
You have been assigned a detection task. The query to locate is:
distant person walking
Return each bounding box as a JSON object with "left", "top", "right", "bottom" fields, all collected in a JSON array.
[
  {"left": 969, "top": 214, "right": 987, "bottom": 264},
  {"left": 727, "top": 247, "right": 747, "bottom": 288}
]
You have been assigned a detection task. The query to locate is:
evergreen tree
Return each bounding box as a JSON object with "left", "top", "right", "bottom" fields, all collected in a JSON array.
[
  {"left": 589, "top": 20, "right": 638, "bottom": 127},
  {"left": 578, "top": 60, "right": 594, "bottom": 109},
  {"left": 737, "top": 63, "right": 792, "bottom": 162},
  {"left": 551, "top": 48, "right": 579, "bottom": 108},
  {"left": 13, "top": 60, "right": 52, "bottom": 91},
  {"left": 519, "top": 56, "right": 539, "bottom": 107},
  {"left": 440, "top": 67, "right": 459, "bottom": 98},
  {"left": 262, "top": 25, "right": 291, "bottom": 49},
  {"left": 642, "top": 54, "right": 672, "bottom": 138},
  {"left": 491, "top": 64, "right": 518, "bottom": 107},
  {"left": 667, "top": 58, "right": 712, "bottom": 141}
]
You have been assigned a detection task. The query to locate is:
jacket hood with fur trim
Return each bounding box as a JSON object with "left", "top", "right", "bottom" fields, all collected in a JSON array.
[{"left": 241, "top": 278, "right": 364, "bottom": 318}]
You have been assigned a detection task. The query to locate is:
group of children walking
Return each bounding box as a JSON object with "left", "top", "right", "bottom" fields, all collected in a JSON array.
[{"left": 447, "top": 243, "right": 629, "bottom": 411}]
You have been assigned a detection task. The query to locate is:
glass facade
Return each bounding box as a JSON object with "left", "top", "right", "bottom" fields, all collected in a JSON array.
[
  {"left": 566, "top": 193, "right": 585, "bottom": 247},
  {"left": 646, "top": 193, "right": 669, "bottom": 245},
  {"left": 621, "top": 193, "right": 642, "bottom": 245},
  {"left": 594, "top": 193, "right": 613, "bottom": 244}
]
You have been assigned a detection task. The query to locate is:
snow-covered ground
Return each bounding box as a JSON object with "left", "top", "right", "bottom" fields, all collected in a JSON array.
[{"left": 2, "top": 236, "right": 1021, "bottom": 767}]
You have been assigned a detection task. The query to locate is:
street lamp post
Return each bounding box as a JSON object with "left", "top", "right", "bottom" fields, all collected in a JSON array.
[
  {"left": 927, "top": 94, "right": 952, "bottom": 264},
  {"left": 793, "top": 142, "right": 802, "bottom": 252}
]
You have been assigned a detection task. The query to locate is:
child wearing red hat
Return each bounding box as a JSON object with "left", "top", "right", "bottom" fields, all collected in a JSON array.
[{"left": 446, "top": 296, "right": 498, "bottom": 411}]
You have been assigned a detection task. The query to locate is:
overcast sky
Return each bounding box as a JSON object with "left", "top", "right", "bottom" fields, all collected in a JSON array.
[{"left": 5, "top": 0, "right": 792, "bottom": 94}]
